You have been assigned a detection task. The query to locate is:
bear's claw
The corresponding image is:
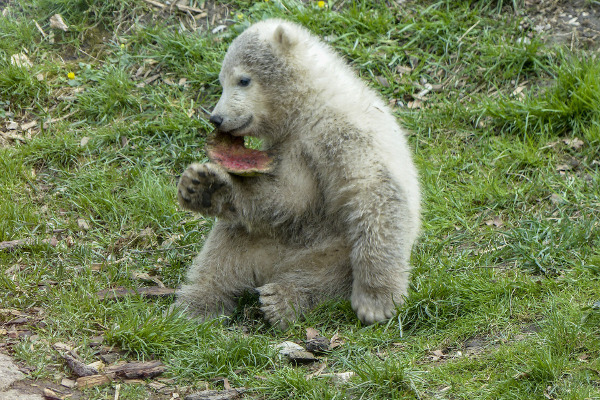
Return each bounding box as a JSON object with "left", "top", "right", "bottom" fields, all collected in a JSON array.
[{"left": 177, "top": 163, "right": 231, "bottom": 214}]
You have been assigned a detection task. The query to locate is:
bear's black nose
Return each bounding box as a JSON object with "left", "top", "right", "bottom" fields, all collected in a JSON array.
[{"left": 209, "top": 115, "right": 223, "bottom": 128}]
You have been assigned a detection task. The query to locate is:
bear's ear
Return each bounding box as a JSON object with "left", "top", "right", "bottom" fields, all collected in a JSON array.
[{"left": 273, "top": 24, "right": 297, "bottom": 51}]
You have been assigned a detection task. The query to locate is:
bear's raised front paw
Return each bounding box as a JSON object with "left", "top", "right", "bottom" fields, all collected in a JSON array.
[
  {"left": 257, "top": 283, "right": 299, "bottom": 330},
  {"left": 351, "top": 288, "right": 399, "bottom": 325},
  {"left": 177, "top": 163, "right": 231, "bottom": 214}
]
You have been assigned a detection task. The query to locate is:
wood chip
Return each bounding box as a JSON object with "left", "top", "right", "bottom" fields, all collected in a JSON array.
[
  {"left": 184, "top": 388, "right": 246, "bottom": 400},
  {"left": 76, "top": 374, "right": 111, "bottom": 389},
  {"left": 305, "top": 336, "right": 330, "bottom": 354},
  {"left": 43, "top": 388, "right": 66, "bottom": 400},
  {"left": 96, "top": 286, "right": 175, "bottom": 300},
  {"left": 60, "top": 378, "right": 76, "bottom": 388}
]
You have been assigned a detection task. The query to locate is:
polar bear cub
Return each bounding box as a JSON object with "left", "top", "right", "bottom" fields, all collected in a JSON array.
[{"left": 176, "top": 19, "right": 421, "bottom": 329}]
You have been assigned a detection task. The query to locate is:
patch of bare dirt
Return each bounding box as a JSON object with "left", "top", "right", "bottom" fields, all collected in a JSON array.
[{"left": 523, "top": 0, "right": 600, "bottom": 49}]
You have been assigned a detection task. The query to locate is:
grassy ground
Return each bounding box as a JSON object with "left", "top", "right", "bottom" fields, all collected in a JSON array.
[{"left": 1, "top": 0, "right": 600, "bottom": 399}]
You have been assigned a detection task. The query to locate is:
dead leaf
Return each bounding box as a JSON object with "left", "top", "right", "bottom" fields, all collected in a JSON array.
[
  {"left": 407, "top": 99, "right": 423, "bottom": 109},
  {"left": 485, "top": 216, "right": 504, "bottom": 228},
  {"left": 49, "top": 14, "right": 69, "bottom": 31},
  {"left": 131, "top": 271, "right": 166, "bottom": 288},
  {"left": 328, "top": 371, "right": 355, "bottom": 385},
  {"left": 21, "top": 121, "right": 37, "bottom": 130},
  {"left": 10, "top": 53, "right": 32, "bottom": 69},
  {"left": 430, "top": 349, "right": 447, "bottom": 361},
  {"left": 375, "top": 76, "right": 390, "bottom": 88},
  {"left": 7, "top": 121, "right": 19, "bottom": 130},
  {"left": 80, "top": 136, "right": 91, "bottom": 147},
  {"left": 395, "top": 65, "right": 413, "bottom": 75},
  {"left": 329, "top": 333, "right": 344, "bottom": 349},
  {"left": 305, "top": 363, "right": 327, "bottom": 379},
  {"left": 77, "top": 218, "right": 90, "bottom": 231},
  {"left": 550, "top": 193, "right": 565, "bottom": 204},
  {"left": 555, "top": 164, "right": 572, "bottom": 172},
  {"left": 563, "top": 137, "right": 584, "bottom": 150},
  {"left": 306, "top": 327, "right": 320, "bottom": 341},
  {"left": 511, "top": 85, "right": 526, "bottom": 98},
  {"left": 144, "top": 74, "right": 160, "bottom": 84}
]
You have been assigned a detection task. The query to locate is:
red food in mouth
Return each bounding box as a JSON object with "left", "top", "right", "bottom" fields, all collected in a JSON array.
[{"left": 206, "top": 131, "right": 275, "bottom": 176}]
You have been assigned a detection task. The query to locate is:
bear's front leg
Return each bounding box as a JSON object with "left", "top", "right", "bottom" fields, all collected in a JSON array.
[{"left": 177, "top": 163, "right": 235, "bottom": 217}]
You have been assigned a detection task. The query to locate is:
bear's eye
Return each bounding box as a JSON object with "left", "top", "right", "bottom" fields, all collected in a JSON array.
[{"left": 238, "top": 77, "right": 251, "bottom": 87}]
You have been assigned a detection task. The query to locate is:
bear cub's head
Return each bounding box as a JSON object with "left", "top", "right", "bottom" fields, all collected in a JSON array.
[{"left": 209, "top": 20, "right": 301, "bottom": 141}]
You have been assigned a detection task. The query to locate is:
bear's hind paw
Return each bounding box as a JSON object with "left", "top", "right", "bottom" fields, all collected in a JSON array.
[{"left": 257, "top": 283, "right": 300, "bottom": 330}]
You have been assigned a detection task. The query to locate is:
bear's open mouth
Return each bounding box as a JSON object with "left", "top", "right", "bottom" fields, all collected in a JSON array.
[{"left": 206, "top": 130, "right": 275, "bottom": 176}]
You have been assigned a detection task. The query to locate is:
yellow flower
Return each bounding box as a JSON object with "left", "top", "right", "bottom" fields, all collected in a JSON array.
[
  {"left": 318, "top": 1, "right": 325, "bottom": 8},
  {"left": 120, "top": 43, "right": 125, "bottom": 49},
  {"left": 67, "top": 72, "right": 75, "bottom": 80},
  {"left": 237, "top": 13, "right": 243, "bottom": 19}
]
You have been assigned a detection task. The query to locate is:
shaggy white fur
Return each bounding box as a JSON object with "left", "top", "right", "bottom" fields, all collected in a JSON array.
[{"left": 176, "top": 19, "right": 421, "bottom": 328}]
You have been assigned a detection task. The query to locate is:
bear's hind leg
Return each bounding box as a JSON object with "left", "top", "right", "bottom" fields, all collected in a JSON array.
[
  {"left": 257, "top": 242, "right": 352, "bottom": 329},
  {"left": 174, "top": 223, "right": 279, "bottom": 321}
]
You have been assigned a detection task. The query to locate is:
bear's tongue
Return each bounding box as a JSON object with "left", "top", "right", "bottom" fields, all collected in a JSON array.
[{"left": 206, "top": 131, "right": 275, "bottom": 176}]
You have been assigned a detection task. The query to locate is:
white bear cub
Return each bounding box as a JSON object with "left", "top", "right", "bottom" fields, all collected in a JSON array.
[{"left": 176, "top": 19, "right": 421, "bottom": 329}]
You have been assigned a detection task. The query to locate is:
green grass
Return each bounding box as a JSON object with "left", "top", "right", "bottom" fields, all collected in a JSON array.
[{"left": 1, "top": 0, "right": 600, "bottom": 399}]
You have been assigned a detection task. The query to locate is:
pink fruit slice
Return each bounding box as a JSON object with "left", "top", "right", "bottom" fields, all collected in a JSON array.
[{"left": 206, "top": 131, "right": 274, "bottom": 176}]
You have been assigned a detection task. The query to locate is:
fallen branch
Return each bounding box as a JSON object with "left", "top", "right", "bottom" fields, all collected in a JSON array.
[
  {"left": 185, "top": 388, "right": 246, "bottom": 400},
  {"left": 62, "top": 351, "right": 99, "bottom": 377},
  {"left": 75, "top": 361, "right": 166, "bottom": 389},
  {"left": 0, "top": 237, "right": 58, "bottom": 251},
  {"left": 96, "top": 286, "right": 175, "bottom": 300},
  {"left": 105, "top": 360, "right": 166, "bottom": 379}
]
